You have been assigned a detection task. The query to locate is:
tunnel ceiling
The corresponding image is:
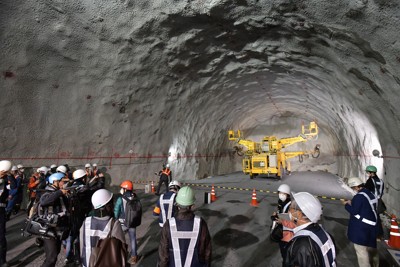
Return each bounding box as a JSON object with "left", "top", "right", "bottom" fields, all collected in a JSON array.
[{"left": 1, "top": 0, "right": 400, "bottom": 187}]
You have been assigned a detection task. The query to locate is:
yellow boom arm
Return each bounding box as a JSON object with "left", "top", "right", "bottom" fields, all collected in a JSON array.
[{"left": 228, "top": 130, "right": 260, "bottom": 153}]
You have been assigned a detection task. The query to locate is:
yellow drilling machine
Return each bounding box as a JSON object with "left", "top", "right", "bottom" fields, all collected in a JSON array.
[{"left": 228, "top": 121, "right": 320, "bottom": 179}]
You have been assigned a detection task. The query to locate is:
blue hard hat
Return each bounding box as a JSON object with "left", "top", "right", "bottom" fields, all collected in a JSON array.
[{"left": 49, "top": 172, "right": 65, "bottom": 183}]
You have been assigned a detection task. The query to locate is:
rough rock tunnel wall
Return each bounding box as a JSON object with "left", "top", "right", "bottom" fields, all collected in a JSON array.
[{"left": 1, "top": 0, "right": 400, "bottom": 214}]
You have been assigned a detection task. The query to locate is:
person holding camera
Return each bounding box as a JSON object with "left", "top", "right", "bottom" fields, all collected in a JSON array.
[
  {"left": 0, "top": 160, "right": 12, "bottom": 267},
  {"left": 39, "top": 173, "right": 70, "bottom": 267}
]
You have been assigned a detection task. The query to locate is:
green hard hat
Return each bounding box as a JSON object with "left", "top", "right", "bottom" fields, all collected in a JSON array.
[
  {"left": 176, "top": 186, "right": 195, "bottom": 206},
  {"left": 365, "top": 165, "right": 377, "bottom": 172}
]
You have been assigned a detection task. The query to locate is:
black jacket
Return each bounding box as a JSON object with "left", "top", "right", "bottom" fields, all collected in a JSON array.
[{"left": 284, "top": 223, "right": 336, "bottom": 267}]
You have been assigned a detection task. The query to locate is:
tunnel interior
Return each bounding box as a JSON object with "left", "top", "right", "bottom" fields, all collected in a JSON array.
[{"left": 1, "top": 0, "right": 400, "bottom": 214}]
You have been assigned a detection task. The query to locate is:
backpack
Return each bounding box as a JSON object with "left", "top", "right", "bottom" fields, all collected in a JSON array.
[
  {"left": 89, "top": 219, "right": 128, "bottom": 267},
  {"left": 122, "top": 194, "right": 142, "bottom": 228}
]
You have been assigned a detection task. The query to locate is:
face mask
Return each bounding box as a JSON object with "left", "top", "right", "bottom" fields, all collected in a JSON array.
[
  {"left": 120, "top": 189, "right": 124, "bottom": 195},
  {"left": 279, "top": 193, "right": 287, "bottom": 202}
]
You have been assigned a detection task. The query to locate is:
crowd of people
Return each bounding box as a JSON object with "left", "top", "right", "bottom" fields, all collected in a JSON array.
[
  {"left": 270, "top": 165, "right": 385, "bottom": 267},
  {"left": 0, "top": 159, "right": 387, "bottom": 267}
]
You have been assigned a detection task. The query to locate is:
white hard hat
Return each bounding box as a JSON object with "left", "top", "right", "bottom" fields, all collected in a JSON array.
[
  {"left": 169, "top": 180, "right": 181, "bottom": 189},
  {"left": 277, "top": 184, "right": 291, "bottom": 195},
  {"left": 292, "top": 192, "right": 322, "bottom": 223},
  {"left": 11, "top": 166, "right": 18, "bottom": 171},
  {"left": 50, "top": 164, "right": 57, "bottom": 169},
  {"left": 85, "top": 163, "right": 91, "bottom": 168},
  {"left": 91, "top": 189, "right": 113, "bottom": 209},
  {"left": 56, "top": 165, "right": 67, "bottom": 174},
  {"left": 39, "top": 166, "right": 48, "bottom": 174},
  {"left": 348, "top": 177, "right": 363, "bottom": 188},
  {"left": 0, "top": 160, "right": 12, "bottom": 172},
  {"left": 17, "top": 164, "right": 24, "bottom": 169},
  {"left": 73, "top": 169, "right": 86, "bottom": 180},
  {"left": 165, "top": 164, "right": 170, "bottom": 168},
  {"left": 92, "top": 163, "right": 97, "bottom": 167}
]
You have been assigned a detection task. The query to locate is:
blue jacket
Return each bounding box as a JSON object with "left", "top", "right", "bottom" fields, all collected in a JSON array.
[{"left": 345, "top": 188, "right": 378, "bottom": 247}]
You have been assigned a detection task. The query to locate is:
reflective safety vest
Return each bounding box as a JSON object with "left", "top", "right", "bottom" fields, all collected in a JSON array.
[
  {"left": 282, "top": 201, "right": 293, "bottom": 232},
  {"left": 371, "top": 177, "right": 384, "bottom": 199},
  {"left": 82, "top": 217, "right": 113, "bottom": 267},
  {"left": 162, "top": 169, "right": 171, "bottom": 176},
  {"left": 295, "top": 226, "right": 336, "bottom": 267},
  {"left": 282, "top": 201, "right": 291, "bottom": 213},
  {"left": 159, "top": 193, "right": 176, "bottom": 227},
  {"left": 355, "top": 192, "right": 377, "bottom": 226},
  {"left": 169, "top": 216, "right": 201, "bottom": 267}
]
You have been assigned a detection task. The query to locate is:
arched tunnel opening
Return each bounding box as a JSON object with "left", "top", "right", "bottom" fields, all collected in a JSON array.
[
  {"left": 1, "top": 0, "right": 400, "bottom": 265},
  {"left": 2, "top": 0, "right": 397, "bottom": 211}
]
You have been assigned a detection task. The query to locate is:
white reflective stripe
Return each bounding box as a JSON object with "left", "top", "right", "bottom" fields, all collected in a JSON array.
[
  {"left": 283, "top": 201, "right": 291, "bottom": 213},
  {"left": 282, "top": 226, "right": 293, "bottom": 231},
  {"left": 355, "top": 214, "right": 361, "bottom": 219},
  {"left": 391, "top": 225, "right": 399, "bottom": 229},
  {"left": 296, "top": 228, "right": 336, "bottom": 267},
  {"left": 84, "top": 217, "right": 112, "bottom": 266},
  {"left": 358, "top": 192, "right": 377, "bottom": 222},
  {"left": 372, "top": 178, "right": 384, "bottom": 198},
  {"left": 84, "top": 218, "right": 91, "bottom": 266},
  {"left": 169, "top": 216, "right": 201, "bottom": 267},
  {"left": 160, "top": 193, "right": 175, "bottom": 225},
  {"left": 390, "top": 232, "right": 400, "bottom": 236},
  {"left": 169, "top": 218, "right": 182, "bottom": 267},
  {"left": 59, "top": 197, "right": 67, "bottom": 216},
  {"left": 361, "top": 218, "right": 377, "bottom": 226}
]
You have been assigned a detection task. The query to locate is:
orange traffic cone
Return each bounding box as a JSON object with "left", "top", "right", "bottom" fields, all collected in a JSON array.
[
  {"left": 151, "top": 181, "right": 156, "bottom": 193},
  {"left": 388, "top": 215, "right": 400, "bottom": 249},
  {"left": 211, "top": 184, "right": 217, "bottom": 202},
  {"left": 250, "top": 189, "right": 258, "bottom": 207}
]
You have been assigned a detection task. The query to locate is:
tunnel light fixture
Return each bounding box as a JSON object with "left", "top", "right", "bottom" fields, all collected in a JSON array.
[{"left": 372, "top": 149, "right": 383, "bottom": 158}]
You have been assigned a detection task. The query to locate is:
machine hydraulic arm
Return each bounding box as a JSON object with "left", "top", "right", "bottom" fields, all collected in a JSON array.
[{"left": 228, "top": 121, "right": 320, "bottom": 179}]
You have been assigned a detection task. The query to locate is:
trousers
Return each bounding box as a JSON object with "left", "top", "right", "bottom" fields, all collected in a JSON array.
[
  {"left": 156, "top": 177, "right": 169, "bottom": 195},
  {"left": 128, "top": 227, "right": 137, "bottom": 256},
  {"left": 41, "top": 237, "right": 61, "bottom": 267},
  {"left": 353, "top": 243, "right": 379, "bottom": 267},
  {"left": 0, "top": 207, "right": 7, "bottom": 266}
]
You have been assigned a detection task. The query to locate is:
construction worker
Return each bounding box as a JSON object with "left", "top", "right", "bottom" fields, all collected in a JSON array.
[
  {"left": 343, "top": 177, "right": 379, "bottom": 267},
  {"left": 39, "top": 172, "right": 70, "bottom": 267},
  {"left": 17, "top": 164, "right": 28, "bottom": 212},
  {"left": 84, "top": 163, "right": 93, "bottom": 179},
  {"left": 5, "top": 166, "right": 20, "bottom": 220},
  {"left": 27, "top": 168, "right": 41, "bottom": 216},
  {"left": 365, "top": 165, "right": 384, "bottom": 201},
  {"left": 153, "top": 180, "right": 181, "bottom": 227},
  {"left": 271, "top": 184, "right": 295, "bottom": 262},
  {"left": 158, "top": 186, "right": 211, "bottom": 267},
  {"left": 364, "top": 165, "right": 385, "bottom": 238},
  {"left": 80, "top": 189, "right": 127, "bottom": 267},
  {"left": 49, "top": 164, "right": 57, "bottom": 174},
  {"left": 115, "top": 180, "right": 142, "bottom": 265},
  {"left": 0, "top": 160, "right": 12, "bottom": 267},
  {"left": 64, "top": 169, "right": 92, "bottom": 265},
  {"left": 86, "top": 164, "right": 105, "bottom": 192},
  {"left": 156, "top": 163, "right": 172, "bottom": 196},
  {"left": 92, "top": 163, "right": 101, "bottom": 177},
  {"left": 284, "top": 192, "right": 336, "bottom": 267}
]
